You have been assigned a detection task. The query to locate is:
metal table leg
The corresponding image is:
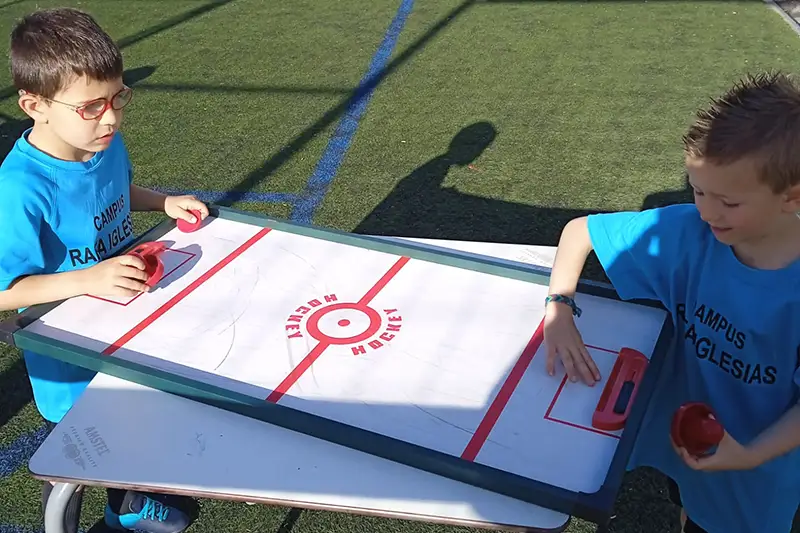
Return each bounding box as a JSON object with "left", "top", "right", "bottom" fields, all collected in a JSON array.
[{"left": 44, "top": 482, "right": 79, "bottom": 533}]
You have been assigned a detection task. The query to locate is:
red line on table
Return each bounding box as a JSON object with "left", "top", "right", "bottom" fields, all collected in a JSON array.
[
  {"left": 585, "top": 343, "right": 618, "bottom": 354},
  {"left": 461, "top": 319, "right": 545, "bottom": 461},
  {"left": 544, "top": 415, "right": 621, "bottom": 439},
  {"left": 102, "top": 228, "right": 272, "bottom": 356},
  {"left": 358, "top": 256, "right": 409, "bottom": 304},
  {"left": 266, "top": 256, "right": 410, "bottom": 403}
]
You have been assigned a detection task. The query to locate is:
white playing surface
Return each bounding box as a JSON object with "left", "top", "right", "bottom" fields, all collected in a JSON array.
[{"left": 24, "top": 215, "right": 667, "bottom": 495}]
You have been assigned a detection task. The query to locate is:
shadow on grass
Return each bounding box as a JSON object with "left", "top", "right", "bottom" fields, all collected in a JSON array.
[
  {"left": 0, "top": 357, "right": 32, "bottom": 428},
  {"left": 353, "top": 121, "right": 602, "bottom": 247},
  {"left": 276, "top": 508, "right": 303, "bottom": 533},
  {"left": 352, "top": 121, "right": 692, "bottom": 283}
]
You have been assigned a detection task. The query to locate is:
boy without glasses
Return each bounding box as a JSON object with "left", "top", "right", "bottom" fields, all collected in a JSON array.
[
  {"left": 0, "top": 7, "right": 208, "bottom": 533},
  {"left": 543, "top": 72, "right": 800, "bottom": 533}
]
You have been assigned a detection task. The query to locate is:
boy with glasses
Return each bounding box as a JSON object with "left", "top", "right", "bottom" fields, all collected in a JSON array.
[{"left": 0, "top": 7, "right": 208, "bottom": 533}]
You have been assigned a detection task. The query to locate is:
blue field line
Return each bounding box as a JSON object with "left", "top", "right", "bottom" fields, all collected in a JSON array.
[
  {"left": 290, "top": 0, "right": 415, "bottom": 225},
  {"left": 0, "top": 525, "right": 42, "bottom": 533},
  {"left": 0, "top": 525, "right": 48, "bottom": 533},
  {"left": 151, "top": 188, "right": 299, "bottom": 205},
  {"left": 0, "top": 428, "right": 85, "bottom": 533},
  {"left": 0, "top": 525, "right": 85, "bottom": 533},
  {"left": 0, "top": 425, "right": 48, "bottom": 480}
]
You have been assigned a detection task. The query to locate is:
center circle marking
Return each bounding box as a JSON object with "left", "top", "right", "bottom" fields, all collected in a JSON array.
[{"left": 306, "top": 302, "right": 382, "bottom": 345}]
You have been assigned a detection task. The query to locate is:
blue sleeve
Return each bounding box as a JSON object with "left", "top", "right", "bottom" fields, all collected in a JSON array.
[
  {"left": 586, "top": 204, "right": 696, "bottom": 303},
  {"left": 0, "top": 181, "right": 49, "bottom": 291}
]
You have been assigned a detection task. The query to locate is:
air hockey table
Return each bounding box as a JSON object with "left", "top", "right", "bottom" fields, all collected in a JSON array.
[{"left": 0, "top": 206, "right": 674, "bottom": 533}]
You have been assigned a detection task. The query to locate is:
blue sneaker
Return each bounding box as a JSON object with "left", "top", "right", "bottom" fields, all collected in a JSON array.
[{"left": 104, "top": 491, "right": 190, "bottom": 533}]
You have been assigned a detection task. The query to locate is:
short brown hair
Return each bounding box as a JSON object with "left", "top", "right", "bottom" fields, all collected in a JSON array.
[
  {"left": 10, "top": 7, "right": 123, "bottom": 99},
  {"left": 682, "top": 71, "right": 800, "bottom": 193}
]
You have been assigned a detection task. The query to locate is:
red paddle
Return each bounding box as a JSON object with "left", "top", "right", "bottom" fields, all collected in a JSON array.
[
  {"left": 127, "top": 241, "right": 166, "bottom": 287},
  {"left": 671, "top": 402, "right": 724, "bottom": 456},
  {"left": 592, "top": 348, "right": 649, "bottom": 431}
]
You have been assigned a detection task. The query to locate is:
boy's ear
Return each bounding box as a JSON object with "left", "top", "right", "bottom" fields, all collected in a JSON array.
[
  {"left": 17, "top": 90, "right": 48, "bottom": 122},
  {"left": 782, "top": 182, "right": 800, "bottom": 213}
]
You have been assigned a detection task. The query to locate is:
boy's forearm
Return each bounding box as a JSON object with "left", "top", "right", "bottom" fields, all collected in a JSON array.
[
  {"left": 547, "top": 216, "right": 594, "bottom": 302},
  {"left": 748, "top": 403, "right": 800, "bottom": 466},
  {"left": 0, "top": 270, "right": 88, "bottom": 311},
  {"left": 130, "top": 185, "right": 166, "bottom": 212}
]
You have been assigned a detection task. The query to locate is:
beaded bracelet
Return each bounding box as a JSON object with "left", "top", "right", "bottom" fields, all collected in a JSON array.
[{"left": 545, "top": 294, "right": 582, "bottom": 317}]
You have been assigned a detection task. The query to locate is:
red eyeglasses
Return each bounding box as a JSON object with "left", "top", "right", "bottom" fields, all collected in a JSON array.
[{"left": 46, "top": 86, "right": 133, "bottom": 120}]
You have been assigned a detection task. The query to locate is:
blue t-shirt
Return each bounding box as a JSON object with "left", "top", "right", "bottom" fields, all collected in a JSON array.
[
  {"left": 0, "top": 129, "right": 135, "bottom": 423},
  {"left": 587, "top": 203, "right": 800, "bottom": 533}
]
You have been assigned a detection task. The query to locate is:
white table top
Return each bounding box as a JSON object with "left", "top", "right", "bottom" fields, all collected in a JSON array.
[{"left": 29, "top": 238, "right": 570, "bottom": 532}]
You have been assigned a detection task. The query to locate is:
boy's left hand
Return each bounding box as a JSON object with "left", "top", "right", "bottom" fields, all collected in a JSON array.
[
  {"left": 164, "top": 195, "right": 209, "bottom": 224},
  {"left": 671, "top": 430, "right": 761, "bottom": 472}
]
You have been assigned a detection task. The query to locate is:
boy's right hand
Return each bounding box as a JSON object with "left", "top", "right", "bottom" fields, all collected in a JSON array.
[
  {"left": 82, "top": 255, "right": 151, "bottom": 297},
  {"left": 543, "top": 304, "right": 601, "bottom": 386}
]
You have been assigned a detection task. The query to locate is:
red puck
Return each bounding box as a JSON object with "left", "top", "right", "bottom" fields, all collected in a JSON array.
[
  {"left": 671, "top": 402, "right": 724, "bottom": 456},
  {"left": 177, "top": 210, "right": 203, "bottom": 233}
]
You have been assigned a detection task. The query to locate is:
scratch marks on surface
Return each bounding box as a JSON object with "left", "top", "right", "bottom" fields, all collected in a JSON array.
[
  {"left": 276, "top": 244, "right": 320, "bottom": 275},
  {"left": 404, "top": 402, "right": 514, "bottom": 454},
  {"left": 213, "top": 323, "right": 236, "bottom": 371},
  {"left": 213, "top": 265, "right": 260, "bottom": 372},
  {"left": 187, "top": 432, "right": 206, "bottom": 457},
  {"left": 398, "top": 387, "right": 515, "bottom": 454},
  {"left": 409, "top": 402, "right": 473, "bottom": 435}
]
